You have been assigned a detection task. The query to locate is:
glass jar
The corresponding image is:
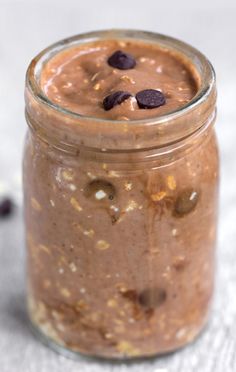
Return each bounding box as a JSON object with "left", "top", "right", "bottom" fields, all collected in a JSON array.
[{"left": 23, "top": 30, "right": 219, "bottom": 359}]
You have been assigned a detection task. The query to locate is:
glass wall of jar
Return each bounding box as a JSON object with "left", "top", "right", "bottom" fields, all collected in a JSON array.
[{"left": 23, "top": 30, "right": 219, "bottom": 359}]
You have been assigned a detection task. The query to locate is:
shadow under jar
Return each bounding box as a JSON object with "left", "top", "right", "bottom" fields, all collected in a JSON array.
[{"left": 23, "top": 30, "right": 219, "bottom": 359}]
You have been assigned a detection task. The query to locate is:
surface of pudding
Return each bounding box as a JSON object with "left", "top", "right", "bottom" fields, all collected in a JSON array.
[{"left": 41, "top": 39, "right": 198, "bottom": 120}]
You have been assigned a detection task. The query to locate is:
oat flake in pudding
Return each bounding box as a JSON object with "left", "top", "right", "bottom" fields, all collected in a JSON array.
[{"left": 24, "top": 30, "right": 219, "bottom": 359}]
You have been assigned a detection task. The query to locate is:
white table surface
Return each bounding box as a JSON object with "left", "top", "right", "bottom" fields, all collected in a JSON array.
[{"left": 1, "top": 1, "right": 236, "bottom": 371}]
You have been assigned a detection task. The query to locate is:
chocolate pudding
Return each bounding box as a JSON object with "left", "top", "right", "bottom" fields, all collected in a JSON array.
[
  {"left": 40, "top": 39, "right": 198, "bottom": 120},
  {"left": 24, "top": 30, "right": 219, "bottom": 359}
]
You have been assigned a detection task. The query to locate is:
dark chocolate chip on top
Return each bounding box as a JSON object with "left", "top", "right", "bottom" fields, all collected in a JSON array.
[
  {"left": 107, "top": 50, "right": 136, "bottom": 70},
  {"left": 136, "top": 89, "right": 166, "bottom": 109},
  {"left": 103, "top": 91, "right": 132, "bottom": 111}
]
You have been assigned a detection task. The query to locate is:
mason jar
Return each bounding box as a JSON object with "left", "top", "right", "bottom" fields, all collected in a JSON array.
[{"left": 23, "top": 30, "right": 219, "bottom": 359}]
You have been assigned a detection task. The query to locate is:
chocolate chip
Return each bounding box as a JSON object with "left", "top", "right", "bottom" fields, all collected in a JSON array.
[
  {"left": 174, "top": 188, "right": 199, "bottom": 217},
  {"left": 84, "top": 180, "right": 116, "bottom": 202},
  {"left": 107, "top": 50, "right": 136, "bottom": 70},
  {"left": 138, "top": 287, "right": 167, "bottom": 308},
  {"left": 121, "top": 289, "right": 138, "bottom": 303},
  {"left": 136, "top": 89, "right": 166, "bottom": 109},
  {"left": 173, "top": 256, "right": 187, "bottom": 271},
  {"left": 110, "top": 211, "right": 120, "bottom": 225},
  {"left": 103, "top": 91, "right": 132, "bottom": 111},
  {"left": 0, "top": 198, "right": 13, "bottom": 218}
]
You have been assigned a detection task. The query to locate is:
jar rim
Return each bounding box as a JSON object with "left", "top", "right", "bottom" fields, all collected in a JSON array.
[{"left": 25, "top": 29, "right": 216, "bottom": 151}]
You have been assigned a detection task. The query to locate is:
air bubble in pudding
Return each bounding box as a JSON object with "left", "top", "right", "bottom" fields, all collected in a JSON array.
[
  {"left": 84, "top": 180, "right": 116, "bottom": 202},
  {"left": 174, "top": 188, "right": 199, "bottom": 217}
]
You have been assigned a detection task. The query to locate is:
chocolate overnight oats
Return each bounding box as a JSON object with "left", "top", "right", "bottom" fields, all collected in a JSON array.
[
  {"left": 40, "top": 39, "right": 197, "bottom": 120},
  {"left": 23, "top": 30, "right": 219, "bottom": 359}
]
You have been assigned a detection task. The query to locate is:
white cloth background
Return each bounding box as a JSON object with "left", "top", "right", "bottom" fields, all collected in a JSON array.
[{"left": 1, "top": 1, "right": 236, "bottom": 371}]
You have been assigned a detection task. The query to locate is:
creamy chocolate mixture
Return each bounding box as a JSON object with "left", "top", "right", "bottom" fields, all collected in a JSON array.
[
  {"left": 41, "top": 40, "right": 198, "bottom": 120},
  {"left": 24, "top": 37, "right": 218, "bottom": 359}
]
